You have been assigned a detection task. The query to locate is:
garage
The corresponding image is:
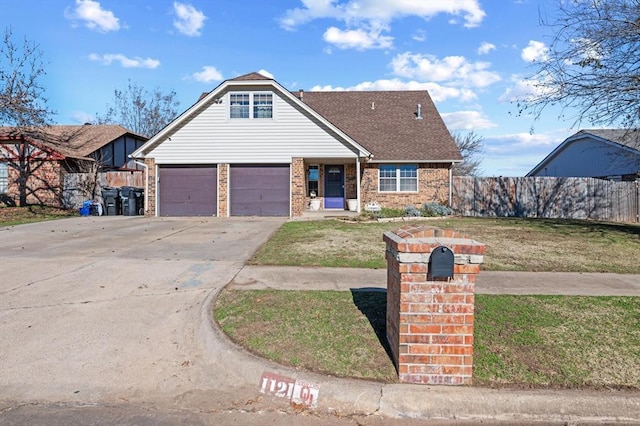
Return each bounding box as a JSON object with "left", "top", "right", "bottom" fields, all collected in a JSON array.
[
  {"left": 230, "top": 165, "right": 290, "bottom": 216},
  {"left": 158, "top": 165, "right": 217, "bottom": 216}
]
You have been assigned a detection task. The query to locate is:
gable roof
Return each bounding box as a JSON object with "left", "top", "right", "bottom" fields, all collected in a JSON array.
[
  {"left": 132, "top": 74, "right": 372, "bottom": 159},
  {"left": 300, "top": 90, "right": 461, "bottom": 162},
  {"left": 0, "top": 125, "right": 147, "bottom": 160},
  {"left": 132, "top": 72, "right": 461, "bottom": 163},
  {"left": 526, "top": 128, "right": 640, "bottom": 176},
  {"left": 574, "top": 129, "right": 640, "bottom": 151}
]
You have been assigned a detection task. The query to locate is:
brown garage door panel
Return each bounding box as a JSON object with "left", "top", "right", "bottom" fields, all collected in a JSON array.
[
  {"left": 230, "top": 165, "right": 290, "bottom": 216},
  {"left": 159, "top": 166, "right": 217, "bottom": 216}
]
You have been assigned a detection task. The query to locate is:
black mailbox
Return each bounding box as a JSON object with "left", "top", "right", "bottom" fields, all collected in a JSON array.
[{"left": 429, "top": 246, "right": 454, "bottom": 278}]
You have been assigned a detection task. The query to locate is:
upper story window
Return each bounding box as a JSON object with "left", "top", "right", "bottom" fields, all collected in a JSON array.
[
  {"left": 230, "top": 93, "right": 250, "bottom": 118},
  {"left": 379, "top": 164, "right": 418, "bottom": 192},
  {"left": 230, "top": 92, "right": 272, "bottom": 119}
]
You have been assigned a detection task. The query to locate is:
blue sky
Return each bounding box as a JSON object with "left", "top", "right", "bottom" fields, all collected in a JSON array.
[{"left": 2, "top": 0, "right": 580, "bottom": 176}]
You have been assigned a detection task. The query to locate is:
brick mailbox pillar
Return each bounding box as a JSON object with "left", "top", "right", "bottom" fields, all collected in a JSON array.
[{"left": 383, "top": 225, "right": 486, "bottom": 385}]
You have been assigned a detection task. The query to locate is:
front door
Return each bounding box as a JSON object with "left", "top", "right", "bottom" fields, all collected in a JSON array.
[{"left": 324, "top": 165, "right": 344, "bottom": 209}]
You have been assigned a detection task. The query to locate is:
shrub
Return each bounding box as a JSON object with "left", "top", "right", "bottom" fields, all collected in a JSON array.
[
  {"left": 421, "top": 202, "right": 453, "bottom": 217},
  {"left": 403, "top": 205, "right": 423, "bottom": 217},
  {"left": 380, "top": 207, "right": 403, "bottom": 218}
]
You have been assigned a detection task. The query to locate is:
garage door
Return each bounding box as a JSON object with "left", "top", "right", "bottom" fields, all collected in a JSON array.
[
  {"left": 230, "top": 165, "right": 290, "bottom": 216},
  {"left": 158, "top": 165, "right": 217, "bottom": 216}
]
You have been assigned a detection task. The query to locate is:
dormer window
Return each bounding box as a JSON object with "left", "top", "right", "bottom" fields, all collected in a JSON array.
[{"left": 230, "top": 92, "right": 272, "bottom": 119}]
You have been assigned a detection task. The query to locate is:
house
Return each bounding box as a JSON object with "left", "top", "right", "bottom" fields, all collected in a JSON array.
[
  {"left": 130, "top": 72, "right": 462, "bottom": 217},
  {"left": 526, "top": 129, "right": 640, "bottom": 181},
  {"left": 0, "top": 124, "right": 148, "bottom": 207}
]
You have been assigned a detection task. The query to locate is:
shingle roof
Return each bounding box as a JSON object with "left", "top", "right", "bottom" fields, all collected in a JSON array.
[
  {"left": 576, "top": 129, "right": 640, "bottom": 151},
  {"left": 0, "top": 125, "right": 146, "bottom": 159},
  {"left": 230, "top": 72, "right": 272, "bottom": 81},
  {"left": 299, "top": 90, "right": 461, "bottom": 162}
]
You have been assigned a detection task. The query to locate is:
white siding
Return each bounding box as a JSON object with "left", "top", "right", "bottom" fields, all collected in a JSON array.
[
  {"left": 534, "top": 138, "right": 639, "bottom": 178},
  {"left": 148, "top": 91, "right": 358, "bottom": 164}
]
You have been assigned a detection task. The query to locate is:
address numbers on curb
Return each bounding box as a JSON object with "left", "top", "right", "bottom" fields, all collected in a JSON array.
[{"left": 259, "top": 371, "right": 320, "bottom": 408}]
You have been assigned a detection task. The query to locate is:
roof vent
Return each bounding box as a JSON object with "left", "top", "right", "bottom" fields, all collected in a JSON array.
[
  {"left": 371, "top": 102, "right": 375, "bottom": 110},
  {"left": 416, "top": 104, "right": 423, "bottom": 120},
  {"left": 299, "top": 89, "right": 304, "bottom": 102}
]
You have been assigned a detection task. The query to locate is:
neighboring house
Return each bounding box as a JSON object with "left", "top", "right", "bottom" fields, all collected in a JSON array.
[
  {"left": 130, "top": 72, "right": 462, "bottom": 217},
  {"left": 527, "top": 129, "right": 640, "bottom": 181},
  {"left": 0, "top": 124, "right": 148, "bottom": 207}
]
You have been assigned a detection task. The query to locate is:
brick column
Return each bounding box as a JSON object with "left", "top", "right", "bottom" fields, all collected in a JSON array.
[
  {"left": 218, "top": 163, "right": 228, "bottom": 217},
  {"left": 144, "top": 158, "right": 156, "bottom": 216},
  {"left": 291, "top": 158, "right": 305, "bottom": 217},
  {"left": 383, "top": 225, "right": 486, "bottom": 385}
]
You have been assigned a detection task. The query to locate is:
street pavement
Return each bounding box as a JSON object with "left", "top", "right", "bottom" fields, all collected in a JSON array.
[{"left": 0, "top": 216, "right": 639, "bottom": 424}]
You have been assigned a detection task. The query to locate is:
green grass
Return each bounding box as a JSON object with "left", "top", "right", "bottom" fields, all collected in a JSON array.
[
  {"left": 249, "top": 217, "right": 640, "bottom": 273},
  {"left": 0, "top": 205, "right": 77, "bottom": 226},
  {"left": 215, "top": 290, "right": 640, "bottom": 389}
]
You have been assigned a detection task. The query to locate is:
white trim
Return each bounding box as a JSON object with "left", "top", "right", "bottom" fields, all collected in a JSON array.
[
  {"left": 131, "top": 78, "right": 371, "bottom": 159},
  {"left": 154, "top": 163, "right": 159, "bottom": 217},
  {"left": 356, "top": 158, "right": 361, "bottom": 213},
  {"left": 378, "top": 163, "right": 419, "bottom": 193},
  {"left": 226, "top": 164, "right": 230, "bottom": 218}
]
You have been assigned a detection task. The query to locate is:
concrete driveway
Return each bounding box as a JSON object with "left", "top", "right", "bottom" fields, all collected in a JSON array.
[{"left": 0, "top": 216, "right": 285, "bottom": 406}]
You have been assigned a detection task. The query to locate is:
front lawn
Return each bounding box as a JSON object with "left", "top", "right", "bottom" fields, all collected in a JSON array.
[
  {"left": 215, "top": 290, "right": 640, "bottom": 389},
  {"left": 249, "top": 217, "right": 640, "bottom": 273},
  {"left": 0, "top": 205, "right": 77, "bottom": 226}
]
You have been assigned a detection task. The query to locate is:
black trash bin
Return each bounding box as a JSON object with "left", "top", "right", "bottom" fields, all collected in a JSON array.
[
  {"left": 120, "top": 186, "right": 133, "bottom": 216},
  {"left": 131, "top": 187, "right": 144, "bottom": 215},
  {"left": 101, "top": 187, "right": 120, "bottom": 216}
]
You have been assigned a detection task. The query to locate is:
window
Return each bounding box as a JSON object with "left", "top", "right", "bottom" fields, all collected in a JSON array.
[
  {"left": 379, "top": 164, "right": 418, "bottom": 192},
  {"left": 253, "top": 93, "right": 272, "bottom": 118},
  {"left": 230, "top": 93, "right": 250, "bottom": 118},
  {"left": 230, "top": 92, "right": 272, "bottom": 119},
  {"left": 307, "top": 165, "right": 319, "bottom": 197},
  {"left": 0, "top": 162, "right": 7, "bottom": 194}
]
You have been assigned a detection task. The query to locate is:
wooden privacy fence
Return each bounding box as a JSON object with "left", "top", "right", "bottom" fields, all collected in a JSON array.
[
  {"left": 63, "top": 171, "right": 144, "bottom": 208},
  {"left": 452, "top": 177, "right": 640, "bottom": 223}
]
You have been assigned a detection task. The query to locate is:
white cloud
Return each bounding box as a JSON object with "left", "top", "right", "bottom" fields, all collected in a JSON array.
[
  {"left": 65, "top": 0, "right": 120, "bottom": 32},
  {"left": 280, "top": 0, "right": 486, "bottom": 30},
  {"left": 498, "top": 74, "right": 553, "bottom": 103},
  {"left": 412, "top": 30, "right": 426, "bottom": 42},
  {"left": 192, "top": 66, "right": 223, "bottom": 83},
  {"left": 89, "top": 53, "right": 160, "bottom": 69},
  {"left": 257, "top": 69, "right": 274, "bottom": 79},
  {"left": 391, "top": 52, "right": 501, "bottom": 88},
  {"left": 310, "top": 79, "right": 476, "bottom": 103},
  {"left": 173, "top": 2, "right": 207, "bottom": 36},
  {"left": 477, "top": 42, "right": 496, "bottom": 55},
  {"left": 71, "top": 111, "right": 95, "bottom": 124},
  {"left": 323, "top": 26, "right": 393, "bottom": 50},
  {"left": 521, "top": 40, "right": 548, "bottom": 62},
  {"left": 441, "top": 110, "right": 497, "bottom": 131}
]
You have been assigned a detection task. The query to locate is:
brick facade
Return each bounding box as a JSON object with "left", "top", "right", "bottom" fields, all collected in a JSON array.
[
  {"left": 144, "top": 158, "right": 156, "bottom": 216},
  {"left": 5, "top": 160, "right": 64, "bottom": 207},
  {"left": 361, "top": 163, "right": 450, "bottom": 210},
  {"left": 384, "top": 225, "right": 485, "bottom": 385},
  {"left": 140, "top": 160, "right": 451, "bottom": 217},
  {"left": 291, "top": 158, "right": 305, "bottom": 216},
  {"left": 218, "top": 163, "right": 228, "bottom": 217}
]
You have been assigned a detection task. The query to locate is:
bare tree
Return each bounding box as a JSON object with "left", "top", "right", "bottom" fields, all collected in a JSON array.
[
  {"left": 452, "top": 131, "right": 484, "bottom": 176},
  {"left": 0, "top": 27, "right": 52, "bottom": 129},
  {"left": 522, "top": 0, "right": 639, "bottom": 135},
  {"left": 96, "top": 80, "right": 180, "bottom": 138},
  {"left": 1, "top": 28, "right": 55, "bottom": 206}
]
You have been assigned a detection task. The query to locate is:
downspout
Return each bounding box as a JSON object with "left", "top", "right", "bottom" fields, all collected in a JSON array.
[
  {"left": 132, "top": 159, "right": 149, "bottom": 215},
  {"left": 449, "top": 166, "right": 453, "bottom": 208},
  {"left": 356, "top": 157, "right": 361, "bottom": 213}
]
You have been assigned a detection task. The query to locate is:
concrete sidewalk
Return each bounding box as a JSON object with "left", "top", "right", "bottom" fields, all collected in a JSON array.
[{"left": 230, "top": 265, "right": 640, "bottom": 296}]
